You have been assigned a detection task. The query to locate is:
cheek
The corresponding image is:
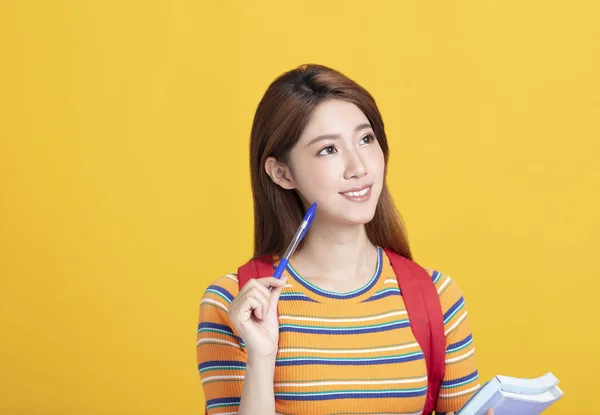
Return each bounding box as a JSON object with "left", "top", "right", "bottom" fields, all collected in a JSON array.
[
  {"left": 368, "top": 147, "right": 386, "bottom": 176},
  {"left": 293, "top": 161, "right": 340, "bottom": 197},
  {"left": 377, "top": 153, "right": 386, "bottom": 175}
]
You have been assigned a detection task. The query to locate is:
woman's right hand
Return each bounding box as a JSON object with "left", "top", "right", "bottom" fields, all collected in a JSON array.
[{"left": 228, "top": 275, "right": 288, "bottom": 360}]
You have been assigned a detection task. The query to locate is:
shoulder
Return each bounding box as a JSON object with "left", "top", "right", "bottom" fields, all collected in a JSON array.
[
  {"left": 196, "top": 274, "right": 248, "bottom": 360},
  {"left": 382, "top": 250, "right": 467, "bottom": 303},
  {"left": 200, "top": 273, "right": 241, "bottom": 312},
  {"left": 421, "top": 267, "right": 465, "bottom": 300},
  {"left": 422, "top": 266, "right": 469, "bottom": 317},
  {"left": 422, "top": 267, "right": 471, "bottom": 333},
  {"left": 197, "top": 274, "right": 244, "bottom": 343}
]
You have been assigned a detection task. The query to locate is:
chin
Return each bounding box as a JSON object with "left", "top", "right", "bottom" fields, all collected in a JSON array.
[
  {"left": 319, "top": 193, "right": 381, "bottom": 225},
  {"left": 339, "top": 207, "right": 378, "bottom": 226}
]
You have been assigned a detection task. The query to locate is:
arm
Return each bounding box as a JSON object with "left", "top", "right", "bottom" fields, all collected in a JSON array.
[
  {"left": 197, "top": 275, "right": 251, "bottom": 414},
  {"left": 197, "top": 274, "right": 282, "bottom": 415},
  {"left": 238, "top": 354, "right": 276, "bottom": 415},
  {"left": 428, "top": 269, "right": 481, "bottom": 414}
]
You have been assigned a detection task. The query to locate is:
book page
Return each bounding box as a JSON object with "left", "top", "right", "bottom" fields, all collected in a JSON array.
[
  {"left": 496, "top": 372, "right": 558, "bottom": 393},
  {"left": 491, "top": 398, "right": 554, "bottom": 415}
]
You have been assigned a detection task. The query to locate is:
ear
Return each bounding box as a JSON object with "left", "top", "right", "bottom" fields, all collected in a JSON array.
[{"left": 264, "top": 156, "right": 296, "bottom": 190}]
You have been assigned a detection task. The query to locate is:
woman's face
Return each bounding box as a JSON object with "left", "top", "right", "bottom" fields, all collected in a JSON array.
[{"left": 282, "top": 99, "right": 385, "bottom": 226}]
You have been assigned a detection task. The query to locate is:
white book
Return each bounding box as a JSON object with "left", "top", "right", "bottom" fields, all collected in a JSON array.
[{"left": 456, "top": 372, "right": 565, "bottom": 415}]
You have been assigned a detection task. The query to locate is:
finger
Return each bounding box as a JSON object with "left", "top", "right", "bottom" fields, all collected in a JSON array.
[
  {"left": 240, "top": 278, "right": 269, "bottom": 296},
  {"left": 236, "top": 295, "right": 259, "bottom": 321},
  {"left": 268, "top": 283, "right": 287, "bottom": 313},
  {"left": 245, "top": 295, "right": 266, "bottom": 320},
  {"left": 251, "top": 289, "right": 272, "bottom": 320},
  {"left": 486, "top": 409, "right": 494, "bottom": 415},
  {"left": 256, "top": 276, "right": 288, "bottom": 289},
  {"left": 242, "top": 277, "right": 286, "bottom": 297},
  {"left": 269, "top": 275, "right": 288, "bottom": 292},
  {"left": 249, "top": 286, "right": 271, "bottom": 313},
  {"left": 237, "top": 281, "right": 271, "bottom": 310}
]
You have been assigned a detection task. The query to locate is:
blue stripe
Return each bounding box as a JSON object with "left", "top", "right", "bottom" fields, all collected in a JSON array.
[
  {"left": 276, "top": 353, "right": 424, "bottom": 367},
  {"left": 362, "top": 288, "right": 402, "bottom": 302},
  {"left": 206, "top": 285, "right": 234, "bottom": 302},
  {"left": 441, "top": 370, "right": 479, "bottom": 387},
  {"left": 447, "top": 334, "right": 473, "bottom": 353},
  {"left": 274, "top": 389, "right": 427, "bottom": 401},
  {"left": 431, "top": 270, "right": 442, "bottom": 284},
  {"left": 198, "top": 360, "right": 246, "bottom": 371},
  {"left": 206, "top": 397, "right": 240, "bottom": 408},
  {"left": 197, "top": 323, "right": 245, "bottom": 346},
  {"left": 279, "top": 293, "right": 319, "bottom": 303},
  {"left": 198, "top": 322, "right": 234, "bottom": 335},
  {"left": 279, "top": 320, "right": 410, "bottom": 335},
  {"left": 443, "top": 297, "right": 465, "bottom": 323}
]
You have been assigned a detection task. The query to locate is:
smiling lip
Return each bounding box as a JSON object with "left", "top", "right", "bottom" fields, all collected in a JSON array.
[
  {"left": 339, "top": 184, "right": 373, "bottom": 202},
  {"left": 339, "top": 184, "right": 372, "bottom": 194}
]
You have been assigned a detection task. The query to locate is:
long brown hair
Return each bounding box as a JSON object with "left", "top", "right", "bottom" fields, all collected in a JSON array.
[{"left": 250, "top": 64, "right": 413, "bottom": 260}]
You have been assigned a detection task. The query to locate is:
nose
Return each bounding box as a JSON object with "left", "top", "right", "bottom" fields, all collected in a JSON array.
[{"left": 343, "top": 148, "right": 367, "bottom": 180}]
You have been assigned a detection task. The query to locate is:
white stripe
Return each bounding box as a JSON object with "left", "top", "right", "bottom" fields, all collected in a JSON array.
[
  {"left": 384, "top": 278, "right": 398, "bottom": 285},
  {"left": 278, "top": 342, "right": 419, "bottom": 354},
  {"left": 278, "top": 309, "right": 407, "bottom": 323},
  {"left": 213, "top": 412, "right": 238, "bottom": 415},
  {"left": 224, "top": 274, "right": 238, "bottom": 282},
  {"left": 375, "top": 412, "right": 421, "bottom": 415},
  {"left": 370, "top": 411, "right": 421, "bottom": 415},
  {"left": 445, "top": 311, "right": 467, "bottom": 336},
  {"left": 333, "top": 413, "right": 420, "bottom": 415},
  {"left": 437, "top": 276, "right": 451, "bottom": 294},
  {"left": 201, "top": 374, "right": 245, "bottom": 384},
  {"left": 445, "top": 347, "right": 475, "bottom": 363},
  {"left": 274, "top": 376, "right": 427, "bottom": 388},
  {"left": 196, "top": 338, "right": 240, "bottom": 348},
  {"left": 200, "top": 298, "right": 228, "bottom": 312},
  {"left": 364, "top": 411, "right": 421, "bottom": 415},
  {"left": 439, "top": 383, "right": 481, "bottom": 398}
]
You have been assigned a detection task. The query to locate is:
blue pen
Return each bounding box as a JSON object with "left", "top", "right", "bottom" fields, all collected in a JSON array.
[{"left": 273, "top": 202, "right": 317, "bottom": 280}]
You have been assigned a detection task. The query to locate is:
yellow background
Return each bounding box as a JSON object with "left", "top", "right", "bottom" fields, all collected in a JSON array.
[{"left": 1, "top": 1, "right": 598, "bottom": 413}]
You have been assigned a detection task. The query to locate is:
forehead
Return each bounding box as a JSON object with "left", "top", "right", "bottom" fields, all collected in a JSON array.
[{"left": 300, "top": 99, "right": 370, "bottom": 138}]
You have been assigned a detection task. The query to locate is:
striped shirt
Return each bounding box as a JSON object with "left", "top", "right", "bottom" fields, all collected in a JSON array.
[{"left": 196, "top": 247, "right": 480, "bottom": 414}]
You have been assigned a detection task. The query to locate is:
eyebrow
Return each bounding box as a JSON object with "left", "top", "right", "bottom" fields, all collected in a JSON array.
[{"left": 305, "top": 123, "right": 373, "bottom": 147}]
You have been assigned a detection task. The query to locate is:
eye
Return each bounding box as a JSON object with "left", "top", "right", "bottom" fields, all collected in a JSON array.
[
  {"left": 317, "top": 145, "right": 338, "bottom": 156},
  {"left": 360, "top": 134, "right": 376, "bottom": 145}
]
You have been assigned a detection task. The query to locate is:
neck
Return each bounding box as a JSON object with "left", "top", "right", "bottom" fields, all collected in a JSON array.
[{"left": 290, "top": 217, "right": 378, "bottom": 283}]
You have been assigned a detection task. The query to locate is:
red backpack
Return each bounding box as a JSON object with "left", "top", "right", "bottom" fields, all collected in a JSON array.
[{"left": 205, "top": 248, "right": 445, "bottom": 415}]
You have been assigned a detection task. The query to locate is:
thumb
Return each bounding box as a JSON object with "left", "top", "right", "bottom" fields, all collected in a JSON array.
[{"left": 268, "top": 276, "right": 287, "bottom": 313}]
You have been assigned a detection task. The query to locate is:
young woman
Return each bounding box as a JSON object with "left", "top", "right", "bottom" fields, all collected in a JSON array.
[{"left": 196, "top": 64, "right": 492, "bottom": 415}]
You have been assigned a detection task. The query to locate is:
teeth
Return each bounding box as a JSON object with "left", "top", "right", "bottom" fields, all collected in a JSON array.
[{"left": 343, "top": 187, "right": 369, "bottom": 197}]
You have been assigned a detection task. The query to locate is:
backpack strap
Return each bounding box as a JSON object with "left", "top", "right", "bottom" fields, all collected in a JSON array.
[
  {"left": 237, "top": 254, "right": 274, "bottom": 289},
  {"left": 383, "top": 248, "right": 446, "bottom": 415}
]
